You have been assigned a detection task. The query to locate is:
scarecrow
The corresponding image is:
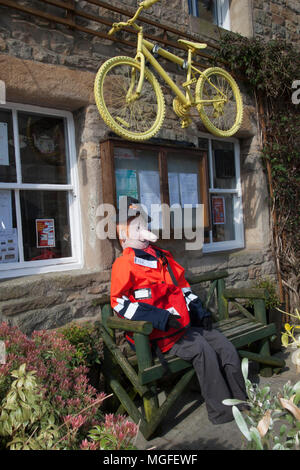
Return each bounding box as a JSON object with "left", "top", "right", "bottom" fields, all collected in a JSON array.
[{"left": 110, "top": 197, "right": 247, "bottom": 424}]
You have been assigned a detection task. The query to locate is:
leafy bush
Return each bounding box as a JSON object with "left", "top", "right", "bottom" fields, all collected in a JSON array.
[
  {"left": 280, "top": 307, "right": 300, "bottom": 372},
  {"left": 0, "top": 364, "right": 61, "bottom": 450},
  {"left": 0, "top": 323, "right": 138, "bottom": 450},
  {"left": 247, "top": 277, "right": 280, "bottom": 312},
  {"left": 0, "top": 322, "right": 105, "bottom": 425},
  {"left": 59, "top": 322, "right": 102, "bottom": 369},
  {"left": 223, "top": 358, "right": 300, "bottom": 450}
]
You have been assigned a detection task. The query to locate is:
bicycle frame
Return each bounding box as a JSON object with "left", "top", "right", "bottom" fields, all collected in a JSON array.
[{"left": 132, "top": 28, "right": 226, "bottom": 109}]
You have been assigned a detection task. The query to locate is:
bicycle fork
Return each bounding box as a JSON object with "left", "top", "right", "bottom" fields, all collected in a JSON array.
[{"left": 126, "top": 31, "right": 146, "bottom": 104}]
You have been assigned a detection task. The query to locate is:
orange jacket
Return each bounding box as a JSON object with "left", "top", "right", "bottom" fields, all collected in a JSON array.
[{"left": 110, "top": 245, "right": 193, "bottom": 353}]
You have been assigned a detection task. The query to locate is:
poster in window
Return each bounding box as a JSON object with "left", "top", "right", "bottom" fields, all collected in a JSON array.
[
  {"left": 179, "top": 173, "right": 198, "bottom": 207},
  {"left": 0, "top": 228, "right": 18, "bottom": 263},
  {"left": 139, "top": 170, "right": 161, "bottom": 228},
  {"left": 212, "top": 196, "right": 226, "bottom": 225},
  {"left": 115, "top": 169, "right": 138, "bottom": 206},
  {"left": 168, "top": 173, "right": 180, "bottom": 206},
  {"left": 0, "top": 190, "right": 12, "bottom": 230},
  {"left": 36, "top": 219, "right": 56, "bottom": 248}
]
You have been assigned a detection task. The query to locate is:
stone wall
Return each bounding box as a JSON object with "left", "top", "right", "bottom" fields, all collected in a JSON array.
[
  {"left": 253, "top": 0, "right": 300, "bottom": 46},
  {"left": 0, "top": 269, "right": 111, "bottom": 335},
  {"left": 0, "top": 0, "right": 279, "bottom": 333}
]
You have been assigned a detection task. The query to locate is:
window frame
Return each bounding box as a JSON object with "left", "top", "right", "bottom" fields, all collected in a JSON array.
[
  {"left": 188, "top": 0, "right": 231, "bottom": 30},
  {"left": 100, "top": 138, "right": 211, "bottom": 232},
  {"left": 201, "top": 132, "right": 244, "bottom": 253},
  {"left": 0, "top": 102, "right": 83, "bottom": 279}
]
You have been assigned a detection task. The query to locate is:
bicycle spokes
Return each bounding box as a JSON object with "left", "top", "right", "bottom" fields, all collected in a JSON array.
[
  {"left": 196, "top": 67, "right": 243, "bottom": 137},
  {"left": 94, "top": 56, "right": 165, "bottom": 141}
]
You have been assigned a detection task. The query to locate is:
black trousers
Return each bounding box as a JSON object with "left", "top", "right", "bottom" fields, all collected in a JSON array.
[{"left": 169, "top": 326, "right": 247, "bottom": 424}]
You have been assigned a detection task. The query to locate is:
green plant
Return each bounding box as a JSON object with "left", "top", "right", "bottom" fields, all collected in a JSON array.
[
  {"left": 59, "top": 322, "right": 102, "bottom": 368},
  {"left": 223, "top": 358, "right": 300, "bottom": 450},
  {"left": 247, "top": 276, "right": 280, "bottom": 311},
  {"left": 280, "top": 308, "right": 300, "bottom": 372},
  {"left": 0, "top": 364, "right": 60, "bottom": 450},
  {"left": 82, "top": 414, "right": 138, "bottom": 450}
]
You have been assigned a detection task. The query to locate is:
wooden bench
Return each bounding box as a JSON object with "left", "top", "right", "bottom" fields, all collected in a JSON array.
[{"left": 96, "top": 270, "right": 285, "bottom": 440}]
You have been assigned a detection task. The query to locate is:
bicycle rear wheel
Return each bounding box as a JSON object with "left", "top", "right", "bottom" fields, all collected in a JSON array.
[
  {"left": 94, "top": 56, "right": 165, "bottom": 141},
  {"left": 196, "top": 67, "right": 243, "bottom": 138}
]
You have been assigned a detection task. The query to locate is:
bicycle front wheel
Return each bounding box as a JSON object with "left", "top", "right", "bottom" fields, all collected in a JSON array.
[
  {"left": 94, "top": 56, "right": 165, "bottom": 142},
  {"left": 196, "top": 67, "right": 243, "bottom": 138}
]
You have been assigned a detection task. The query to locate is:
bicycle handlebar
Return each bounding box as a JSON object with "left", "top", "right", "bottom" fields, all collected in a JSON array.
[
  {"left": 139, "top": 0, "right": 160, "bottom": 9},
  {"left": 108, "top": 0, "right": 160, "bottom": 35}
]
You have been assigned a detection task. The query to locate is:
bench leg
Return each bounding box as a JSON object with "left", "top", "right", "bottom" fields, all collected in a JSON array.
[
  {"left": 258, "top": 339, "right": 273, "bottom": 377},
  {"left": 134, "top": 332, "right": 159, "bottom": 422}
]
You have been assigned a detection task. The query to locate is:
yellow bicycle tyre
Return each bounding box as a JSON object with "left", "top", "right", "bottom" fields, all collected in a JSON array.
[
  {"left": 94, "top": 56, "right": 165, "bottom": 142},
  {"left": 196, "top": 67, "right": 243, "bottom": 138}
]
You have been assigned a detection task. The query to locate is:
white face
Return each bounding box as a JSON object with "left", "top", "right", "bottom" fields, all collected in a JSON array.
[{"left": 120, "top": 216, "right": 158, "bottom": 250}]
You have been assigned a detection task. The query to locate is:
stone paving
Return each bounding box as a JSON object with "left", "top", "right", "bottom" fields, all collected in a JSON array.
[{"left": 135, "top": 347, "right": 299, "bottom": 450}]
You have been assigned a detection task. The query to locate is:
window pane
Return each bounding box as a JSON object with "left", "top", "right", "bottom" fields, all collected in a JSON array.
[
  {"left": 114, "top": 147, "right": 161, "bottom": 215},
  {"left": 0, "top": 109, "right": 16, "bottom": 183},
  {"left": 20, "top": 190, "right": 72, "bottom": 261},
  {"left": 18, "top": 112, "right": 68, "bottom": 184},
  {"left": 0, "top": 190, "right": 18, "bottom": 263},
  {"left": 167, "top": 152, "right": 202, "bottom": 231},
  {"left": 167, "top": 151, "right": 201, "bottom": 207},
  {"left": 197, "top": 0, "right": 216, "bottom": 22},
  {"left": 211, "top": 193, "right": 235, "bottom": 242},
  {"left": 212, "top": 140, "right": 236, "bottom": 189},
  {"left": 198, "top": 137, "right": 209, "bottom": 150}
]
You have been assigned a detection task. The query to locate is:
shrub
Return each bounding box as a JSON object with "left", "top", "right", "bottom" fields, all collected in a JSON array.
[
  {"left": 0, "top": 323, "right": 138, "bottom": 450},
  {"left": 247, "top": 277, "right": 280, "bottom": 312},
  {"left": 59, "top": 322, "right": 102, "bottom": 369},
  {"left": 0, "top": 322, "right": 105, "bottom": 442}
]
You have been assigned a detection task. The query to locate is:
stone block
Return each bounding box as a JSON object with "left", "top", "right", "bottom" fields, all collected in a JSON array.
[
  {"left": 0, "top": 294, "right": 61, "bottom": 317},
  {"left": 228, "top": 251, "right": 265, "bottom": 268}
]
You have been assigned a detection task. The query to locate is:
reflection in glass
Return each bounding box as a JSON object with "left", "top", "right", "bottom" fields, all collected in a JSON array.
[
  {"left": 212, "top": 140, "right": 236, "bottom": 189},
  {"left": 0, "top": 109, "right": 16, "bottom": 183},
  {"left": 18, "top": 112, "right": 68, "bottom": 184}
]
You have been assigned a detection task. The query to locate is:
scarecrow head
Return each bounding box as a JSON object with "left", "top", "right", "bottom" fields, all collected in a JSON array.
[{"left": 116, "top": 197, "right": 157, "bottom": 250}]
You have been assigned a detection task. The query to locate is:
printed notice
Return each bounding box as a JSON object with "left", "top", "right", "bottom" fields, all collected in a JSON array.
[
  {"left": 168, "top": 172, "right": 180, "bottom": 206},
  {"left": 115, "top": 169, "right": 138, "bottom": 205},
  {"left": 36, "top": 219, "right": 56, "bottom": 248},
  {"left": 0, "top": 228, "right": 18, "bottom": 264},
  {"left": 212, "top": 196, "right": 226, "bottom": 224},
  {"left": 179, "top": 173, "right": 198, "bottom": 207},
  {"left": 139, "top": 170, "right": 161, "bottom": 226},
  {"left": 0, "top": 122, "right": 9, "bottom": 166},
  {"left": 0, "top": 190, "right": 12, "bottom": 230}
]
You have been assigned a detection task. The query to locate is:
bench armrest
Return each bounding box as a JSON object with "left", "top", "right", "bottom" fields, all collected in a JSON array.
[
  {"left": 223, "top": 287, "right": 269, "bottom": 300},
  {"left": 106, "top": 316, "right": 153, "bottom": 335}
]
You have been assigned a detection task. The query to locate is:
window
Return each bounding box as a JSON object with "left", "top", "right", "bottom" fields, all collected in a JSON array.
[
  {"left": 188, "top": 0, "right": 231, "bottom": 30},
  {"left": 0, "top": 102, "right": 82, "bottom": 278},
  {"left": 100, "top": 139, "right": 210, "bottom": 233},
  {"left": 198, "top": 135, "right": 244, "bottom": 253},
  {"left": 100, "top": 137, "right": 244, "bottom": 253}
]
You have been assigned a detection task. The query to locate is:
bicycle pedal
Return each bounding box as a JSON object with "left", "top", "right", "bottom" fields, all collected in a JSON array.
[{"left": 180, "top": 117, "right": 192, "bottom": 129}]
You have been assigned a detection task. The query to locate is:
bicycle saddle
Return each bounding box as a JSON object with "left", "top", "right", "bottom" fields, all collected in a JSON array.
[{"left": 178, "top": 39, "right": 207, "bottom": 50}]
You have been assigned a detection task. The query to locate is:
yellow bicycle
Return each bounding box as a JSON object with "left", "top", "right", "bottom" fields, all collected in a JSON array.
[{"left": 94, "top": 0, "right": 243, "bottom": 142}]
